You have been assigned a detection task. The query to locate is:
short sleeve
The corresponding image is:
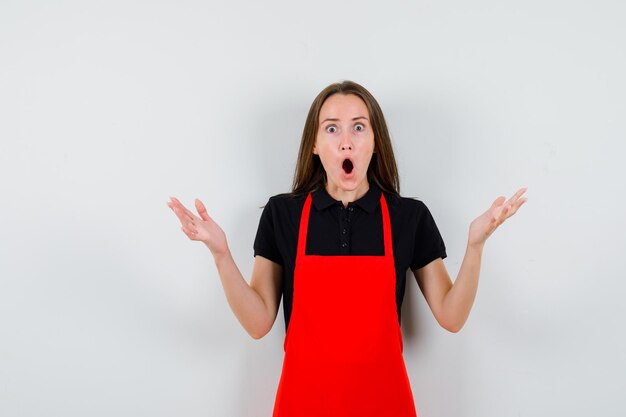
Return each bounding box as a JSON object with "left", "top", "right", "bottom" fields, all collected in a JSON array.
[
  {"left": 410, "top": 201, "right": 447, "bottom": 271},
  {"left": 253, "top": 199, "right": 284, "bottom": 266}
]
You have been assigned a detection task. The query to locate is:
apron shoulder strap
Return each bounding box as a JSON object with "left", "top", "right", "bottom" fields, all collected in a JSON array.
[
  {"left": 296, "top": 192, "right": 394, "bottom": 258},
  {"left": 379, "top": 193, "right": 394, "bottom": 258},
  {"left": 296, "top": 193, "right": 313, "bottom": 258}
]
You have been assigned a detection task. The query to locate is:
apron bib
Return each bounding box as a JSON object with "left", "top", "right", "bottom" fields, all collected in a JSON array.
[{"left": 272, "top": 193, "right": 417, "bottom": 417}]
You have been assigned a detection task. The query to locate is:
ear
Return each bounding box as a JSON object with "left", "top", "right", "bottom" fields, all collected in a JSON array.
[{"left": 312, "top": 145, "right": 318, "bottom": 155}]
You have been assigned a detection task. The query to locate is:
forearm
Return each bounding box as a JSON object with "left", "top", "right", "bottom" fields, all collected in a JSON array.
[
  {"left": 213, "top": 249, "right": 271, "bottom": 339},
  {"left": 441, "top": 242, "right": 484, "bottom": 332}
]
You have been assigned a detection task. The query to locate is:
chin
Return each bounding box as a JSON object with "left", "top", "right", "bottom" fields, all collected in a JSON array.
[{"left": 332, "top": 176, "right": 368, "bottom": 192}]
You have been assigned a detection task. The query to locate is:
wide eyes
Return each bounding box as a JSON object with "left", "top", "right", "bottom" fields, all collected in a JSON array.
[{"left": 324, "top": 123, "right": 366, "bottom": 134}]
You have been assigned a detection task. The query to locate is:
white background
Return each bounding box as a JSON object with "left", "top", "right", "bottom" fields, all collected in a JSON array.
[{"left": 1, "top": 1, "right": 625, "bottom": 416}]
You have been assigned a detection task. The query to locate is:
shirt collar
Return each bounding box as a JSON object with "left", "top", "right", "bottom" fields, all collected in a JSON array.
[{"left": 311, "top": 183, "right": 381, "bottom": 213}]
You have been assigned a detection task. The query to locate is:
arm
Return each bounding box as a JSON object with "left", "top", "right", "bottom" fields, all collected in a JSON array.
[
  {"left": 413, "top": 248, "right": 481, "bottom": 333},
  {"left": 168, "top": 197, "right": 282, "bottom": 340},
  {"left": 413, "top": 187, "right": 527, "bottom": 333}
]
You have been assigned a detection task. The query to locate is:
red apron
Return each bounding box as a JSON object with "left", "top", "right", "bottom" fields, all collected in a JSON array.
[{"left": 272, "top": 193, "right": 417, "bottom": 417}]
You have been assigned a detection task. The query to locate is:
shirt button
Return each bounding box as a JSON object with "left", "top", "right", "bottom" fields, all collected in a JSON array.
[
  {"left": 348, "top": 206, "right": 354, "bottom": 212},
  {"left": 341, "top": 242, "right": 348, "bottom": 248},
  {"left": 342, "top": 228, "right": 347, "bottom": 235}
]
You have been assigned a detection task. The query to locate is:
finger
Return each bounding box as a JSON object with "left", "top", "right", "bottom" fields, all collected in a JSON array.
[
  {"left": 493, "top": 204, "right": 511, "bottom": 227},
  {"left": 195, "top": 199, "right": 211, "bottom": 222},
  {"left": 506, "top": 197, "right": 528, "bottom": 218},
  {"left": 171, "top": 205, "right": 195, "bottom": 226},
  {"left": 173, "top": 198, "right": 196, "bottom": 220},
  {"left": 492, "top": 187, "right": 527, "bottom": 222},
  {"left": 169, "top": 197, "right": 197, "bottom": 221},
  {"left": 172, "top": 207, "right": 201, "bottom": 234},
  {"left": 491, "top": 200, "right": 508, "bottom": 219},
  {"left": 505, "top": 187, "right": 528, "bottom": 207},
  {"left": 503, "top": 187, "right": 528, "bottom": 216},
  {"left": 168, "top": 197, "right": 189, "bottom": 216},
  {"left": 181, "top": 225, "right": 198, "bottom": 240},
  {"left": 490, "top": 196, "right": 506, "bottom": 210},
  {"left": 188, "top": 218, "right": 197, "bottom": 229},
  {"left": 499, "top": 204, "right": 511, "bottom": 222}
]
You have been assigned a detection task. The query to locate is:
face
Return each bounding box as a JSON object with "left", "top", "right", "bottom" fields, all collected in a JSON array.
[{"left": 313, "top": 93, "right": 375, "bottom": 197}]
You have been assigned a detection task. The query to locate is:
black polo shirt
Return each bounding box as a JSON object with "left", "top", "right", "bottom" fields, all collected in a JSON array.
[{"left": 253, "top": 184, "right": 447, "bottom": 331}]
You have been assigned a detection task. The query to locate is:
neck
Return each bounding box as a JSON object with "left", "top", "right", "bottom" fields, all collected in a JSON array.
[{"left": 325, "top": 180, "right": 370, "bottom": 207}]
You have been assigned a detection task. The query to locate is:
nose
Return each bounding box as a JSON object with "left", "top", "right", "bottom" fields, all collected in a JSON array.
[{"left": 339, "top": 131, "right": 353, "bottom": 151}]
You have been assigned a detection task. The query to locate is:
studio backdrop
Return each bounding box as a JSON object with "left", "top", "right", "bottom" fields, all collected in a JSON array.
[{"left": 1, "top": 1, "right": 625, "bottom": 416}]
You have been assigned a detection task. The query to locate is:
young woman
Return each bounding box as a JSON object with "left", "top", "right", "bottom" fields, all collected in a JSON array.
[{"left": 168, "top": 80, "right": 527, "bottom": 416}]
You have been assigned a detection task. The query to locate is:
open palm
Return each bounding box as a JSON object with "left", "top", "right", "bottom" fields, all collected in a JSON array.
[
  {"left": 468, "top": 187, "right": 527, "bottom": 247},
  {"left": 167, "top": 197, "right": 228, "bottom": 256}
]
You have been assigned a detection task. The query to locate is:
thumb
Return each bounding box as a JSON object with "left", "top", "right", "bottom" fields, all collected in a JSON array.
[{"left": 195, "top": 198, "right": 211, "bottom": 221}]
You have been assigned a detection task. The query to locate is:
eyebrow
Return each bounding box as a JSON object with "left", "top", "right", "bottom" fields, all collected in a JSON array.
[{"left": 320, "top": 116, "right": 369, "bottom": 124}]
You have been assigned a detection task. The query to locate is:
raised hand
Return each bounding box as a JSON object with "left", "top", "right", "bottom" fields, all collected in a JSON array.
[
  {"left": 468, "top": 187, "right": 528, "bottom": 247},
  {"left": 167, "top": 197, "right": 228, "bottom": 257}
]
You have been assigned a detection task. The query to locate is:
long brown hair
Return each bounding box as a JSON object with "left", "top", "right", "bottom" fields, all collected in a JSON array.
[{"left": 291, "top": 80, "right": 400, "bottom": 197}]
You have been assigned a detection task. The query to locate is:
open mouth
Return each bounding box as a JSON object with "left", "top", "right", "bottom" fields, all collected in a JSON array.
[{"left": 342, "top": 158, "right": 354, "bottom": 174}]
